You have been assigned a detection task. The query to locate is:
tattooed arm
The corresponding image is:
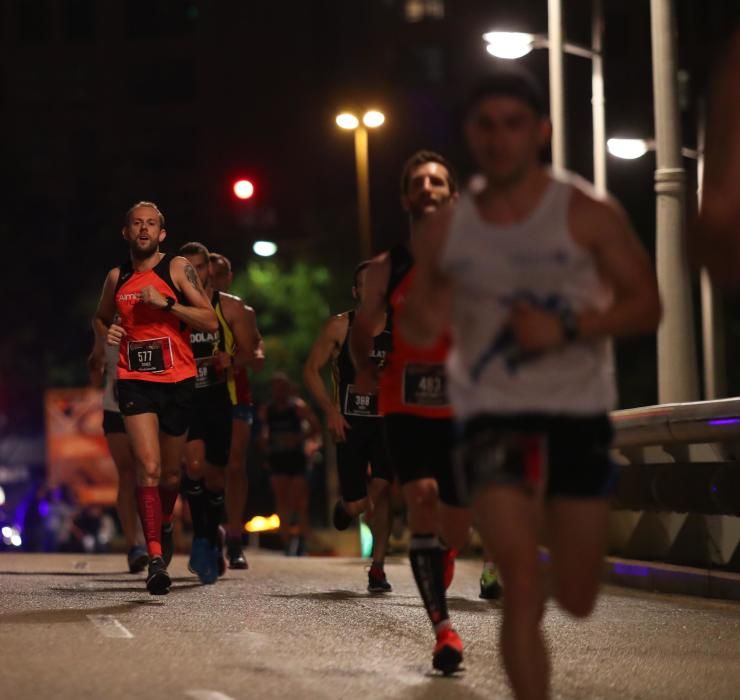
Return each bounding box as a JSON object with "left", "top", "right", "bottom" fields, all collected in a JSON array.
[{"left": 137, "top": 255, "right": 218, "bottom": 332}]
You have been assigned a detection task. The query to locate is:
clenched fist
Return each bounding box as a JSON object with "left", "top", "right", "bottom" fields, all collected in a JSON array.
[
  {"left": 140, "top": 285, "right": 168, "bottom": 309},
  {"left": 107, "top": 324, "right": 125, "bottom": 346}
]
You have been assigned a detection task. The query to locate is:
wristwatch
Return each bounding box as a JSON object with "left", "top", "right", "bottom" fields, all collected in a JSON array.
[
  {"left": 559, "top": 307, "right": 579, "bottom": 342},
  {"left": 163, "top": 296, "right": 176, "bottom": 311}
]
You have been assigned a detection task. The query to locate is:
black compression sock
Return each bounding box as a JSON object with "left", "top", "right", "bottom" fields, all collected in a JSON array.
[
  {"left": 409, "top": 534, "right": 449, "bottom": 630},
  {"left": 205, "top": 489, "right": 225, "bottom": 546},
  {"left": 183, "top": 476, "right": 208, "bottom": 540}
]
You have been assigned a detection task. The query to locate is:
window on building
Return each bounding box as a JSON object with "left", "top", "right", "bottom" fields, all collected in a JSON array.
[{"left": 404, "top": 0, "right": 444, "bottom": 23}]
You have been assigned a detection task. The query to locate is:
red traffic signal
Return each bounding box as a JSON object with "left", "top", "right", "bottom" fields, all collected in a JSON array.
[{"left": 233, "top": 179, "right": 255, "bottom": 200}]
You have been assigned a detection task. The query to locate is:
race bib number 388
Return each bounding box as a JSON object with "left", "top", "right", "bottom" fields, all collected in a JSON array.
[
  {"left": 402, "top": 363, "right": 449, "bottom": 408},
  {"left": 127, "top": 337, "right": 173, "bottom": 373}
]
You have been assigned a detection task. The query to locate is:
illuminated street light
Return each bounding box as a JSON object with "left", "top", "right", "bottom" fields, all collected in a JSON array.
[
  {"left": 362, "top": 110, "right": 385, "bottom": 128},
  {"left": 252, "top": 240, "right": 277, "bottom": 257},
  {"left": 607, "top": 138, "right": 651, "bottom": 160},
  {"left": 336, "top": 113, "right": 360, "bottom": 130},
  {"left": 483, "top": 31, "right": 536, "bottom": 59}
]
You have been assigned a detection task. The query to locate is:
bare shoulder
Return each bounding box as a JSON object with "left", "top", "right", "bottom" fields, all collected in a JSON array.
[
  {"left": 325, "top": 311, "right": 350, "bottom": 341},
  {"left": 220, "top": 291, "right": 244, "bottom": 305},
  {"left": 363, "top": 252, "right": 391, "bottom": 290},
  {"left": 169, "top": 255, "right": 189, "bottom": 270},
  {"left": 567, "top": 176, "right": 630, "bottom": 248},
  {"left": 106, "top": 266, "right": 121, "bottom": 285}
]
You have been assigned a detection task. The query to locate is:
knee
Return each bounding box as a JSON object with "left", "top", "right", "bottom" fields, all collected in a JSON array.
[
  {"left": 138, "top": 456, "right": 161, "bottom": 480},
  {"left": 161, "top": 472, "right": 181, "bottom": 491},
  {"left": 406, "top": 483, "right": 438, "bottom": 513},
  {"left": 345, "top": 498, "right": 368, "bottom": 517},
  {"left": 502, "top": 570, "right": 545, "bottom": 621}
]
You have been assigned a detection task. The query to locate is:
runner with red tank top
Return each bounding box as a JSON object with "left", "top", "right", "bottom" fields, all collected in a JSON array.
[
  {"left": 209, "top": 252, "right": 265, "bottom": 569},
  {"left": 95, "top": 201, "right": 217, "bottom": 595},
  {"left": 350, "top": 152, "right": 471, "bottom": 675}
]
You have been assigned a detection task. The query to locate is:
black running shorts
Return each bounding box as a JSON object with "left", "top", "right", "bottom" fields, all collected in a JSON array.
[
  {"left": 269, "top": 452, "right": 307, "bottom": 477},
  {"left": 336, "top": 417, "right": 392, "bottom": 503},
  {"left": 102, "top": 410, "right": 126, "bottom": 435},
  {"left": 384, "top": 413, "right": 463, "bottom": 507},
  {"left": 117, "top": 378, "right": 195, "bottom": 437},
  {"left": 454, "top": 413, "right": 616, "bottom": 503},
  {"left": 187, "top": 387, "right": 233, "bottom": 467}
]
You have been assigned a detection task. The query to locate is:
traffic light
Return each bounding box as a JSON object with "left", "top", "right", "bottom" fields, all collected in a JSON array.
[{"left": 232, "top": 178, "right": 255, "bottom": 200}]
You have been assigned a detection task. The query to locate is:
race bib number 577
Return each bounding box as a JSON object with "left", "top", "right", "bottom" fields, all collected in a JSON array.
[{"left": 127, "top": 337, "right": 173, "bottom": 373}]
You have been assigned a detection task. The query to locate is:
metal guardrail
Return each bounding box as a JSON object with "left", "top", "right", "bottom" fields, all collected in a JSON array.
[
  {"left": 609, "top": 398, "right": 740, "bottom": 518},
  {"left": 612, "top": 398, "right": 740, "bottom": 448}
]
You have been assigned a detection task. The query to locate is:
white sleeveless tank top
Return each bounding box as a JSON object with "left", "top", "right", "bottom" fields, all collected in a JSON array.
[{"left": 440, "top": 173, "right": 617, "bottom": 418}]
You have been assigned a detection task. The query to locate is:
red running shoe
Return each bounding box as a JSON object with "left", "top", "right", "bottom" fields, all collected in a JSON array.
[
  {"left": 442, "top": 548, "right": 457, "bottom": 590},
  {"left": 433, "top": 627, "right": 464, "bottom": 675}
]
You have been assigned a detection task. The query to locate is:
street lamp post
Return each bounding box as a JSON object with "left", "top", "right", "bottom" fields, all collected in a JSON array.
[
  {"left": 650, "top": 0, "right": 699, "bottom": 403},
  {"left": 336, "top": 110, "right": 385, "bottom": 260},
  {"left": 484, "top": 0, "right": 606, "bottom": 195}
]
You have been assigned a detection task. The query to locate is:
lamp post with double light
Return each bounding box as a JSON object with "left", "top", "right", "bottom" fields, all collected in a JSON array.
[{"left": 336, "top": 110, "right": 385, "bottom": 259}]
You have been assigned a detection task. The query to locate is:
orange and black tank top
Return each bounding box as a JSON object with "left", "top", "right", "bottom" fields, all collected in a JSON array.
[
  {"left": 114, "top": 254, "right": 196, "bottom": 383},
  {"left": 379, "top": 245, "right": 452, "bottom": 419}
]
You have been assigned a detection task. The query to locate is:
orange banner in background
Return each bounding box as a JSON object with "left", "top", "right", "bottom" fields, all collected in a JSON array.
[{"left": 45, "top": 388, "right": 117, "bottom": 505}]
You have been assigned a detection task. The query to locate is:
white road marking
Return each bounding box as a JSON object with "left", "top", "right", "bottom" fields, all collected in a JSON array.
[
  {"left": 184, "top": 691, "right": 236, "bottom": 700},
  {"left": 86, "top": 614, "right": 134, "bottom": 638}
]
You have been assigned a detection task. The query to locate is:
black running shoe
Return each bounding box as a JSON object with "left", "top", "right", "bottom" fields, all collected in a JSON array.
[
  {"left": 161, "top": 523, "right": 174, "bottom": 567},
  {"left": 332, "top": 500, "right": 353, "bottom": 531},
  {"left": 479, "top": 567, "right": 503, "bottom": 600},
  {"left": 367, "top": 566, "right": 392, "bottom": 593},
  {"left": 146, "top": 556, "right": 171, "bottom": 595},
  {"left": 227, "top": 537, "right": 248, "bottom": 570},
  {"left": 127, "top": 545, "right": 148, "bottom": 574}
]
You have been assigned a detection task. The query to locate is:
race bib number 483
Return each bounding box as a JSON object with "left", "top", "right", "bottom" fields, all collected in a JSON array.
[
  {"left": 127, "top": 337, "right": 173, "bottom": 373},
  {"left": 402, "top": 363, "right": 449, "bottom": 408}
]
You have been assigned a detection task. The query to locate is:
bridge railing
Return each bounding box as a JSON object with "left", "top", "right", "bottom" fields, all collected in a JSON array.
[{"left": 608, "top": 399, "right": 740, "bottom": 569}]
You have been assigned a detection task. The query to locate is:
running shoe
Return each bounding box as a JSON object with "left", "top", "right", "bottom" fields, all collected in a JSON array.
[
  {"left": 146, "top": 556, "right": 171, "bottom": 595},
  {"left": 189, "top": 536, "right": 218, "bottom": 584},
  {"left": 161, "top": 523, "right": 174, "bottom": 567},
  {"left": 479, "top": 567, "right": 503, "bottom": 600},
  {"left": 227, "top": 537, "right": 248, "bottom": 570},
  {"left": 367, "top": 565, "right": 392, "bottom": 593},
  {"left": 127, "top": 545, "right": 148, "bottom": 574},
  {"left": 432, "top": 627, "right": 464, "bottom": 675},
  {"left": 442, "top": 547, "right": 457, "bottom": 591},
  {"left": 332, "top": 500, "right": 353, "bottom": 531}
]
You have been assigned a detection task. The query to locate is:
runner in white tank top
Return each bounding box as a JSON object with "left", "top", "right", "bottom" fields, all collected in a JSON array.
[{"left": 399, "top": 69, "right": 661, "bottom": 700}]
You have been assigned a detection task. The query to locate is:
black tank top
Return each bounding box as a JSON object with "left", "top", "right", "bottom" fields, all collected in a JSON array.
[
  {"left": 332, "top": 310, "right": 392, "bottom": 419},
  {"left": 266, "top": 400, "right": 304, "bottom": 455},
  {"left": 190, "top": 291, "right": 228, "bottom": 393}
]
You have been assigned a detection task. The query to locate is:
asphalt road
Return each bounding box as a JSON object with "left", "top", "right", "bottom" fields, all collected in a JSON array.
[{"left": 1, "top": 552, "right": 739, "bottom": 700}]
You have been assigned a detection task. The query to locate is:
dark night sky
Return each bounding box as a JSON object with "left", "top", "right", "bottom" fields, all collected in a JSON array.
[{"left": 1, "top": 0, "right": 740, "bottom": 432}]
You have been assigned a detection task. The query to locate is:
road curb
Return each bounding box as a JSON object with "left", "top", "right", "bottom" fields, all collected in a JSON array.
[{"left": 604, "top": 556, "right": 740, "bottom": 601}]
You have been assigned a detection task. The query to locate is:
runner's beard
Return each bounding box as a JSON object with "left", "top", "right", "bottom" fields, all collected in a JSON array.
[
  {"left": 130, "top": 237, "right": 159, "bottom": 260},
  {"left": 409, "top": 194, "right": 452, "bottom": 221}
]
